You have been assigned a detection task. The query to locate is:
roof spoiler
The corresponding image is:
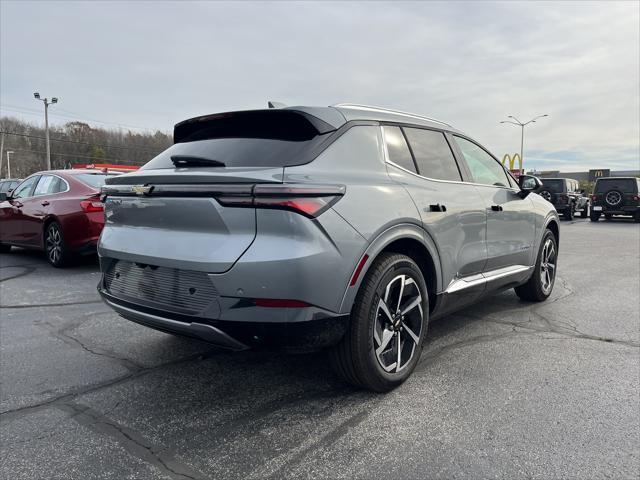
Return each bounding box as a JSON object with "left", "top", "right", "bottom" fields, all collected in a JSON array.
[{"left": 173, "top": 109, "right": 337, "bottom": 144}]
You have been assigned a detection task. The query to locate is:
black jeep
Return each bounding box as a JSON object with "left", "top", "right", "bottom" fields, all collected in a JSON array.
[
  {"left": 590, "top": 177, "right": 640, "bottom": 222},
  {"left": 538, "top": 178, "right": 587, "bottom": 220}
]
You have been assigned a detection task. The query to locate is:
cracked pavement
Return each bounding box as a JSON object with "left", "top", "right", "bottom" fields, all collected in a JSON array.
[{"left": 1, "top": 219, "right": 639, "bottom": 479}]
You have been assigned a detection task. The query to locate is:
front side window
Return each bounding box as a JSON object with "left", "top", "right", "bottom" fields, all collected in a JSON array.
[
  {"left": 382, "top": 126, "right": 416, "bottom": 173},
  {"left": 12, "top": 176, "right": 39, "bottom": 199},
  {"left": 403, "top": 128, "right": 461, "bottom": 181},
  {"left": 454, "top": 136, "right": 509, "bottom": 187}
]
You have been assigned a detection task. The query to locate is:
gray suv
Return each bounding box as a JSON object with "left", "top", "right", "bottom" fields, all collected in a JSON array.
[{"left": 98, "top": 104, "right": 560, "bottom": 391}]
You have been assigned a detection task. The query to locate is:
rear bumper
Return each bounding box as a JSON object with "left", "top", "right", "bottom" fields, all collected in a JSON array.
[
  {"left": 98, "top": 287, "right": 349, "bottom": 351},
  {"left": 592, "top": 205, "right": 640, "bottom": 215}
]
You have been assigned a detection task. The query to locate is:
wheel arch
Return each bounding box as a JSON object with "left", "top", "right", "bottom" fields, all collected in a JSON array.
[
  {"left": 544, "top": 215, "right": 560, "bottom": 245},
  {"left": 339, "top": 224, "right": 442, "bottom": 315}
]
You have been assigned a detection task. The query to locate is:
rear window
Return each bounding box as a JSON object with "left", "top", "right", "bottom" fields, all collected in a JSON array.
[
  {"left": 541, "top": 179, "right": 565, "bottom": 193},
  {"left": 143, "top": 110, "right": 333, "bottom": 170},
  {"left": 594, "top": 178, "right": 637, "bottom": 193},
  {"left": 75, "top": 173, "right": 118, "bottom": 188}
]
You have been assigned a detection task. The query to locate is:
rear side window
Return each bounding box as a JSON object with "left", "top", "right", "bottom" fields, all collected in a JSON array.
[
  {"left": 594, "top": 179, "right": 637, "bottom": 193},
  {"left": 382, "top": 126, "right": 416, "bottom": 173},
  {"left": 403, "top": 128, "right": 461, "bottom": 181},
  {"left": 541, "top": 179, "right": 564, "bottom": 193},
  {"left": 34, "top": 175, "right": 65, "bottom": 196},
  {"left": 144, "top": 110, "right": 333, "bottom": 170}
]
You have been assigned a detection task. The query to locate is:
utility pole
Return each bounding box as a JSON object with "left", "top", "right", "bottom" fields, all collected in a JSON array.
[
  {"left": 33, "top": 92, "right": 59, "bottom": 170},
  {"left": 6, "top": 150, "right": 14, "bottom": 178},
  {"left": 500, "top": 114, "right": 549, "bottom": 162},
  {"left": 0, "top": 132, "right": 4, "bottom": 177}
]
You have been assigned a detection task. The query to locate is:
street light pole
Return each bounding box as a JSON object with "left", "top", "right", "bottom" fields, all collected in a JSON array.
[
  {"left": 500, "top": 114, "right": 549, "bottom": 162},
  {"left": 33, "top": 92, "right": 59, "bottom": 170},
  {"left": 6, "top": 150, "right": 14, "bottom": 178}
]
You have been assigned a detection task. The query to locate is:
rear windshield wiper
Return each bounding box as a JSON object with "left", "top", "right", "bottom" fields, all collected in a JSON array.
[{"left": 171, "top": 155, "right": 226, "bottom": 167}]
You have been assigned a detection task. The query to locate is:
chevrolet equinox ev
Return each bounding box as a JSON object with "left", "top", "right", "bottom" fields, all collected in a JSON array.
[{"left": 98, "top": 104, "right": 560, "bottom": 391}]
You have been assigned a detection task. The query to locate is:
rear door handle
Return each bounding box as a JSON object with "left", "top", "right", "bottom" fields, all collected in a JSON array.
[
  {"left": 429, "top": 204, "right": 447, "bottom": 212},
  {"left": 41, "top": 201, "right": 50, "bottom": 206},
  {"left": 491, "top": 205, "right": 503, "bottom": 212}
]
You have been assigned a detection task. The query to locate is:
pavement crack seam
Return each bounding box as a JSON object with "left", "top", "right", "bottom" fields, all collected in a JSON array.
[
  {"left": 58, "top": 402, "right": 208, "bottom": 480},
  {"left": 0, "top": 349, "right": 219, "bottom": 419},
  {"left": 38, "top": 319, "right": 144, "bottom": 372},
  {"left": 0, "top": 299, "right": 103, "bottom": 309},
  {"left": 262, "top": 407, "right": 372, "bottom": 479},
  {"left": 0, "top": 265, "right": 37, "bottom": 282}
]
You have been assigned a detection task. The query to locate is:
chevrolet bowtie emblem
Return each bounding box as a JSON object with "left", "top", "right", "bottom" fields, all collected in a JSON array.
[{"left": 132, "top": 185, "right": 152, "bottom": 195}]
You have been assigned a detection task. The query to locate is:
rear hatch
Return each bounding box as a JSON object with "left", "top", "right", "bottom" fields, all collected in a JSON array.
[
  {"left": 592, "top": 178, "right": 639, "bottom": 209},
  {"left": 99, "top": 109, "right": 339, "bottom": 273}
]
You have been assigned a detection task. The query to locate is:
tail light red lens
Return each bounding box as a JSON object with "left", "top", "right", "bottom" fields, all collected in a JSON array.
[
  {"left": 253, "top": 298, "right": 310, "bottom": 308},
  {"left": 591, "top": 195, "right": 598, "bottom": 201},
  {"left": 217, "top": 184, "right": 345, "bottom": 218},
  {"left": 101, "top": 183, "right": 346, "bottom": 218},
  {"left": 80, "top": 200, "right": 104, "bottom": 213}
]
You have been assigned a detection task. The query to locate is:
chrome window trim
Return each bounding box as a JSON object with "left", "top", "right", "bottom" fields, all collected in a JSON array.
[
  {"left": 445, "top": 265, "right": 533, "bottom": 294},
  {"left": 381, "top": 126, "right": 519, "bottom": 192},
  {"left": 33, "top": 174, "right": 70, "bottom": 197}
]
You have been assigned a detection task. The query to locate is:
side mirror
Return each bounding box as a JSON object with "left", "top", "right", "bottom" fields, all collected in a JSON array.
[
  {"left": 518, "top": 175, "right": 542, "bottom": 198},
  {"left": 0, "top": 192, "right": 8, "bottom": 202}
]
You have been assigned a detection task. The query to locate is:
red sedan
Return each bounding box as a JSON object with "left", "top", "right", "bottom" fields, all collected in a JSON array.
[{"left": 0, "top": 170, "right": 117, "bottom": 267}]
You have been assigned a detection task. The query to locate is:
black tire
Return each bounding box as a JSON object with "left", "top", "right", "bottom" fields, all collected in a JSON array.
[
  {"left": 580, "top": 205, "right": 588, "bottom": 218},
  {"left": 330, "top": 253, "right": 428, "bottom": 392},
  {"left": 515, "top": 229, "right": 557, "bottom": 302},
  {"left": 44, "top": 222, "right": 71, "bottom": 268},
  {"left": 563, "top": 204, "right": 574, "bottom": 221},
  {"left": 0, "top": 243, "right": 11, "bottom": 253},
  {"left": 590, "top": 212, "right": 600, "bottom": 222}
]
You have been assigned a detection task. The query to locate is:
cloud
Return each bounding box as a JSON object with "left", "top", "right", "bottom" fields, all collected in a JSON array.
[{"left": 1, "top": 0, "right": 638, "bottom": 171}]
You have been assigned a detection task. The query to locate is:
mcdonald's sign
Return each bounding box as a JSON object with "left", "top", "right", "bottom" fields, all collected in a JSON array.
[
  {"left": 502, "top": 153, "right": 523, "bottom": 177},
  {"left": 588, "top": 169, "right": 610, "bottom": 182}
]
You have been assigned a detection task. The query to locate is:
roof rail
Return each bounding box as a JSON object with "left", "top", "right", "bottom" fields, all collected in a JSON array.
[{"left": 332, "top": 103, "right": 452, "bottom": 128}]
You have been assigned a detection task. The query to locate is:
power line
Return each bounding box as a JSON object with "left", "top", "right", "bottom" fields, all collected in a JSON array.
[
  {"left": 0, "top": 130, "right": 166, "bottom": 153},
  {"left": 8, "top": 147, "right": 146, "bottom": 164},
  {"left": 0, "top": 103, "right": 161, "bottom": 132}
]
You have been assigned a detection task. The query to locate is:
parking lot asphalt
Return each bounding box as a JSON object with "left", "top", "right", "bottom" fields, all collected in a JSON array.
[{"left": 1, "top": 218, "right": 639, "bottom": 480}]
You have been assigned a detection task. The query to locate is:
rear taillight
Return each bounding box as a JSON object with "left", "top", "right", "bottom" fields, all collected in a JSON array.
[
  {"left": 591, "top": 195, "right": 598, "bottom": 201},
  {"left": 101, "top": 183, "right": 345, "bottom": 218},
  {"left": 217, "top": 184, "right": 345, "bottom": 218},
  {"left": 632, "top": 195, "right": 639, "bottom": 202},
  {"left": 80, "top": 200, "right": 104, "bottom": 213}
]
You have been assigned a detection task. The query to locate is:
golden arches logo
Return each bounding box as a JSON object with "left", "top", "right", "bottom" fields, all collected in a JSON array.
[{"left": 502, "top": 153, "right": 522, "bottom": 172}]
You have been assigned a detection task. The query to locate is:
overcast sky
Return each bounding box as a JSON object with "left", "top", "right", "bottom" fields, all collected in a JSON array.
[{"left": 1, "top": 1, "right": 638, "bottom": 172}]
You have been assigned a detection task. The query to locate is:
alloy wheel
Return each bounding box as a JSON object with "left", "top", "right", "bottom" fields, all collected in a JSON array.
[
  {"left": 540, "top": 237, "right": 556, "bottom": 294},
  {"left": 46, "top": 225, "right": 62, "bottom": 265},
  {"left": 373, "top": 274, "right": 423, "bottom": 373},
  {"left": 605, "top": 190, "right": 622, "bottom": 206}
]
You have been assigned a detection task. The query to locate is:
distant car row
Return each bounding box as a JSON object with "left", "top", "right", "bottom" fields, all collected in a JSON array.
[
  {"left": 0, "top": 171, "right": 638, "bottom": 268},
  {"left": 538, "top": 176, "right": 640, "bottom": 223}
]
